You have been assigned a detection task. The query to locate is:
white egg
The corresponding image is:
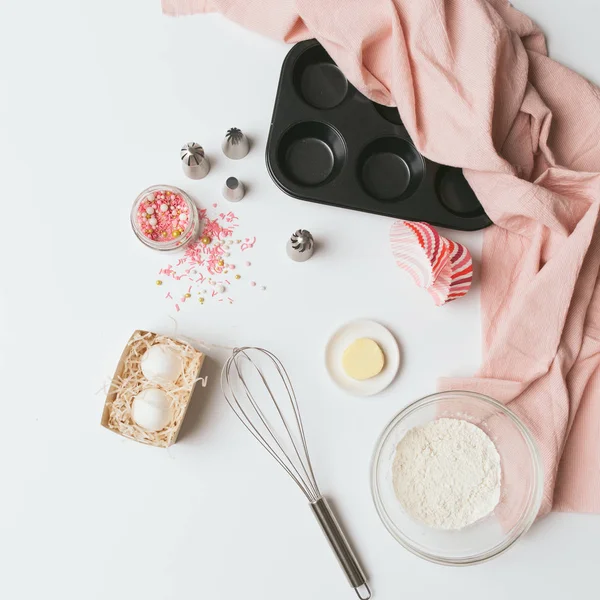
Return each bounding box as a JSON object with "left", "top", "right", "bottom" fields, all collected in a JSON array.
[
  {"left": 141, "top": 344, "right": 183, "bottom": 384},
  {"left": 131, "top": 388, "right": 172, "bottom": 432}
]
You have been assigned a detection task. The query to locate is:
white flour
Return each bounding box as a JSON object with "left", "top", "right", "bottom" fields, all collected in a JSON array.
[{"left": 392, "top": 418, "right": 501, "bottom": 530}]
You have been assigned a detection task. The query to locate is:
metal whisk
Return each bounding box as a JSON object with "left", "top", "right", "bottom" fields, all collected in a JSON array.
[{"left": 221, "top": 347, "right": 371, "bottom": 599}]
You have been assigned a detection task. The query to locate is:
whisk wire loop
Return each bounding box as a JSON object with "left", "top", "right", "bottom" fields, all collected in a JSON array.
[{"left": 221, "top": 347, "right": 320, "bottom": 502}]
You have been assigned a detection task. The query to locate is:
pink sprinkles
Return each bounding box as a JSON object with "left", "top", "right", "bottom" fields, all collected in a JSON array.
[
  {"left": 157, "top": 205, "right": 263, "bottom": 310},
  {"left": 136, "top": 189, "right": 190, "bottom": 242}
]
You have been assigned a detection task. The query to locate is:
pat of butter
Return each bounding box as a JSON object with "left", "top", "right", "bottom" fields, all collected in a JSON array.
[{"left": 342, "top": 338, "right": 385, "bottom": 381}]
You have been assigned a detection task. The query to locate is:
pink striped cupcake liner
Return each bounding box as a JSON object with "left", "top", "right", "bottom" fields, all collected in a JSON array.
[{"left": 390, "top": 220, "right": 473, "bottom": 306}]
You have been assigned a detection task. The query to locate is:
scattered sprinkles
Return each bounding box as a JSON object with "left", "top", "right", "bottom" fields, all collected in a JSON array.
[
  {"left": 157, "top": 205, "right": 267, "bottom": 310},
  {"left": 241, "top": 237, "right": 256, "bottom": 252}
]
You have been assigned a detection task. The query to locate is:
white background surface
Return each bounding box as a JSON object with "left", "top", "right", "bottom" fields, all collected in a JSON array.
[{"left": 1, "top": 1, "right": 598, "bottom": 599}]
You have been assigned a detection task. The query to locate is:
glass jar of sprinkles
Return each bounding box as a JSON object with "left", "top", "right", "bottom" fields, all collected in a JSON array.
[{"left": 131, "top": 185, "right": 200, "bottom": 251}]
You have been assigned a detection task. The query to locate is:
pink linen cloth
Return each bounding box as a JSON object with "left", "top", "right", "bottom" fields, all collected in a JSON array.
[{"left": 163, "top": 0, "right": 600, "bottom": 516}]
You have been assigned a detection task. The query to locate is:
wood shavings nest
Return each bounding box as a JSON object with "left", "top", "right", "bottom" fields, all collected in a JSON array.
[{"left": 101, "top": 330, "right": 204, "bottom": 447}]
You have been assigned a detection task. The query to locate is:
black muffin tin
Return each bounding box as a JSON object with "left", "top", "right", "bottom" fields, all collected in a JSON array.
[{"left": 266, "top": 40, "right": 492, "bottom": 231}]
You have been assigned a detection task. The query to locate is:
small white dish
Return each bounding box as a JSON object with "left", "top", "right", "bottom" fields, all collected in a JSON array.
[{"left": 325, "top": 319, "right": 400, "bottom": 396}]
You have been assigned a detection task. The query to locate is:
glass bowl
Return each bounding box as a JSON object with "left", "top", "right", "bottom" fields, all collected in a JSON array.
[
  {"left": 371, "top": 391, "right": 543, "bottom": 565},
  {"left": 131, "top": 185, "right": 200, "bottom": 251}
]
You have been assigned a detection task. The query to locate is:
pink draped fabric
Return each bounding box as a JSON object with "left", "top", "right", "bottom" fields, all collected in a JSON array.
[{"left": 163, "top": 0, "right": 600, "bottom": 516}]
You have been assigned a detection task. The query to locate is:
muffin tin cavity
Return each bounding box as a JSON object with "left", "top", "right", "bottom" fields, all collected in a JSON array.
[
  {"left": 277, "top": 122, "right": 346, "bottom": 186},
  {"left": 436, "top": 167, "right": 485, "bottom": 217},
  {"left": 267, "top": 40, "right": 492, "bottom": 231},
  {"left": 358, "top": 138, "right": 423, "bottom": 202},
  {"left": 293, "top": 44, "right": 349, "bottom": 109}
]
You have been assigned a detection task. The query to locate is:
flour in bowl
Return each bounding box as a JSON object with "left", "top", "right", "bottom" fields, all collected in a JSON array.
[{"left": 392, "top": 418, "right": 501, "bottom": 530}]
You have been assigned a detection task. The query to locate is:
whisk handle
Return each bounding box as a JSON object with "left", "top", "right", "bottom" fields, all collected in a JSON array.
[{"left": 310, "top": 497, "right": 371, "bottom": 600}]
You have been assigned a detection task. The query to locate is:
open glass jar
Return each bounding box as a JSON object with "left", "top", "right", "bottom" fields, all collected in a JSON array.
[{"left": 131, "top": 185, "right": 200, "bottom": 251}]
